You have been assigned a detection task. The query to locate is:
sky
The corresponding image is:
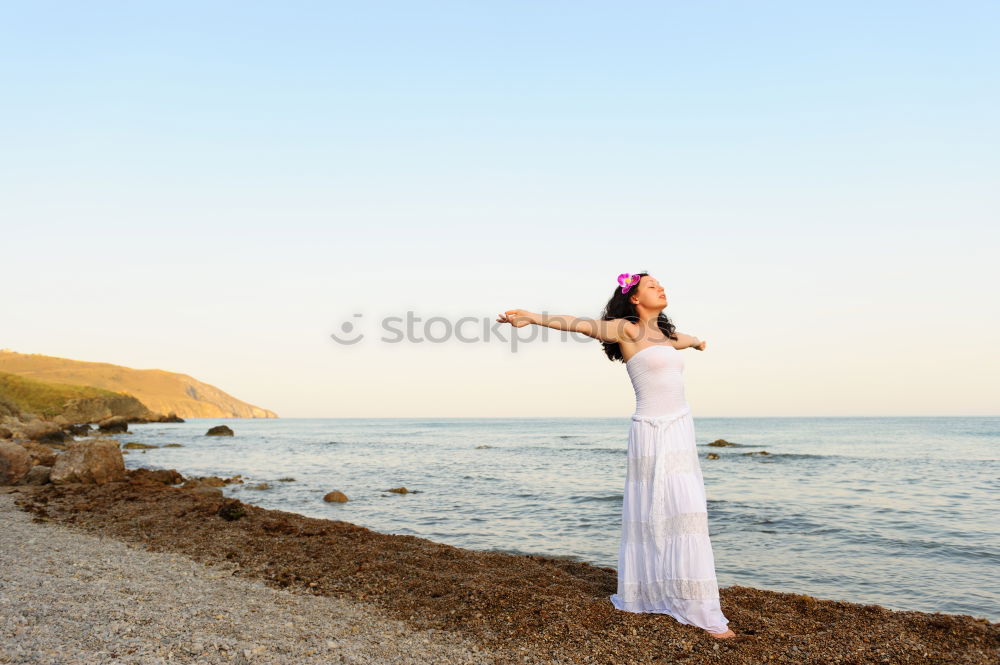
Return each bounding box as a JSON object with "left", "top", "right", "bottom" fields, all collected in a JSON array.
[{"left": 1, "top": 1, "right": 997, "bottom": 418}]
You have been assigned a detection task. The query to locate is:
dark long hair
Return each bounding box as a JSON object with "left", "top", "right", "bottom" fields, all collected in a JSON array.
[{"left": 600, "top": 272, "right": 677, "bottom": 363}]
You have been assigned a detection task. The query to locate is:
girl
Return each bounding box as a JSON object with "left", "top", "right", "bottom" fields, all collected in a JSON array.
[{"left": 497, "top": 272, "right": 736, "bottom": 639}]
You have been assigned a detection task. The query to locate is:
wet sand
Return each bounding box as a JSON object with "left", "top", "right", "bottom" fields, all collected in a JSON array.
[{"left": 8, "top": 471, "right": 998, "bottom": 665}]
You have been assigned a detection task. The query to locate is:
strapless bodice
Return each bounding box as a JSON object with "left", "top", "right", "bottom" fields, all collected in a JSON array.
[{"left": 625, "top": 344, "right": 688, "bottom": 417}]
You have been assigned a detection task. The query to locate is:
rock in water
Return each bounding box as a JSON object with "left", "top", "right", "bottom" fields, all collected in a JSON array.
[
  {"left": 50, "top": 439, "right": 126, "bottom": 484},
  {"left": 97, "top": 416, "right": 129, "bottom": 434},
  {"left": 188, "top": 483, "right": 223, "bottom": 497},
  {"left": 127, "top": 468, "right": 184, "bottom": 485},
  {"left": 193, "top": 476, "right": 226, "bottom": 487},
  {"left": 323, "top": 490, "right": 349, "bottom": 503},
  {"left": 206, "top": 425, "right": 234, "bottom": 436}
]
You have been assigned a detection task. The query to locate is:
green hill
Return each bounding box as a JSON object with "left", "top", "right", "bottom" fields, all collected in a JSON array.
[{"left": 0, "top": 371, "right": 154, "bottom": 421}]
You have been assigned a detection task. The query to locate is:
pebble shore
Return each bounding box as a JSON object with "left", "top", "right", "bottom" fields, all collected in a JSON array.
[
  {"left": 0, "top": 491, "right": 495, "bottom": 665},
  {"left": 3, "top": 474, "right": 998, "bottom": 665}
]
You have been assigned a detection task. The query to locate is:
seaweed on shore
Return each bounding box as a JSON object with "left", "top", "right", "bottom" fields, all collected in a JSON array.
[{"left": 10, "top": 473, "right": 999, "bottom": 665}]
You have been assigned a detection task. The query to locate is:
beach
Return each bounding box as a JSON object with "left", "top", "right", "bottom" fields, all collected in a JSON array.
[
  {"left": 0, "top": 489, "right": 488, "bottom": 665},
  {"left": 3, "top": 473, "right": 996, "bottom": 665}
]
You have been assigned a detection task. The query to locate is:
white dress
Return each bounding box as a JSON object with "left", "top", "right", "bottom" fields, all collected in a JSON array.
[{"left": 609, "top": 344, "right": 730, "bottom": 634}]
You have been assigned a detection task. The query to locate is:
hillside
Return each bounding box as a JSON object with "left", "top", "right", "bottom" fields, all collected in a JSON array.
[
  {"left": 0, "top": 350, "right": 277, "bottom": 419},
  {"left": 0, "top": 371, "right": 155, "bottom": 421}
]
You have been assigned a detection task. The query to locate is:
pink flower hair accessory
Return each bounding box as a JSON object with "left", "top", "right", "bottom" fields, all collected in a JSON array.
[{"left": 617, "top": 273, "right": 641, "bottom": 294}]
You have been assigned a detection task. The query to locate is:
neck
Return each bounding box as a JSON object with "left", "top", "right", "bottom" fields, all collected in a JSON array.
[{"left": 633, "top": 307, "right": 662, "bottom": 331}]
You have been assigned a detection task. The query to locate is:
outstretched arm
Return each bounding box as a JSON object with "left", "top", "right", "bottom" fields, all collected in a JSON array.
[
  {"left": 674, "top": 332, "right": 707, "bottom": 351},
  {"left": 497, "top": 310, "right": 636, "bottom": 344}
]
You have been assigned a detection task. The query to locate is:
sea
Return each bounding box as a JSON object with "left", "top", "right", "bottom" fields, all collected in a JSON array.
[{"left": 116, "top": 415, "right": 999, "bottom": 623}]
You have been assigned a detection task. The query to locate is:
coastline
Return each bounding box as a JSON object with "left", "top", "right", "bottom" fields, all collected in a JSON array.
[{"left": 4, "top": 474, "right": 997, "bottom": 665}]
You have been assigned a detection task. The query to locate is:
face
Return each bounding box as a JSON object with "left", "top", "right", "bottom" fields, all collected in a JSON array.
[{"left": 630, "top": 275, "right": 667, "bottom": 308}]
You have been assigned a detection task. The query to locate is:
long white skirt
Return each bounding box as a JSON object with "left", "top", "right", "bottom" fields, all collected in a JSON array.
[{"left": 609, "top": 405, "right": 730, "bottom": 633}]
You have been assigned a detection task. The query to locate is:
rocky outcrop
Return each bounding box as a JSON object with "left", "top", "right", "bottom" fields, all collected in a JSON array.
[
  {"left": 180, "top": 479, "right": 224, "bottom": 497},
  {"left": 23, "top": 465, "right": 51, "bottom": 485},
  {"left": 0, "top": 416, "right": 97, "bottom": 451},
  {"left": 127, "top": 412, "right": 185, "bottom": 424},
  {"left": 50, "top": 439, "right": 126, "bottom": 485},
  {"left": 206, "top": 425, "right": 234, "bottom": 436},
  {"left": 60, "top": 394, "right": 155, "bottom": 423},
  {"left": 19, "top": 441, "right": 59, "bottom": 467},
  {"left": 323, "top": 490, "right": 349, "bottom": 503},
  {"left": 65, "top": 423, "right": 92, "bottom": 436},
  {"left": 97, "top": 416, "right": 129, "bottom": 434},
  {"left": 127, "top": 468, "right": 184, "bottom": 485},
  {"left": 0, "top": 441, "right": 31, "bottom": 484},
  {"left": 189, "top": 476, "right": 226, "bottom": 487},
  {"left": 19, "top": 421, "right": 69, "bottom": 444}
]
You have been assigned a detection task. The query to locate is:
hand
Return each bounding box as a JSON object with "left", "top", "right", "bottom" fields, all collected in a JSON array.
[
  {"left": 694, "top": 340, "right": 707, "bottom": 351},
  {"left": 496, "top": 309, "right": 532, "bottom": 328}
]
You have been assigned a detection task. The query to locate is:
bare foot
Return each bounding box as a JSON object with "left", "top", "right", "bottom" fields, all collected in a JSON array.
[{"left": 706, "top": 628, "right": 736, "bottom": 639}]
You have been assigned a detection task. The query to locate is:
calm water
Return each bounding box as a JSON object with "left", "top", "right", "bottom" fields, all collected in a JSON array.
[{"left": 117, "top": 416, "right": 1000, "bottom": 622}]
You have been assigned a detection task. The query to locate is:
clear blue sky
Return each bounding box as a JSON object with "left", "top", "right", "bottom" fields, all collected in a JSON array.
[{"left": 2, "top": 2, "right": 997, "bottom": 417}]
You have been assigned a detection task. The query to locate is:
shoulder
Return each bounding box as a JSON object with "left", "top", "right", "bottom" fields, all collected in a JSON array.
[{"left": 613, "top": 319, "right": 642, "bottom": 348}]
